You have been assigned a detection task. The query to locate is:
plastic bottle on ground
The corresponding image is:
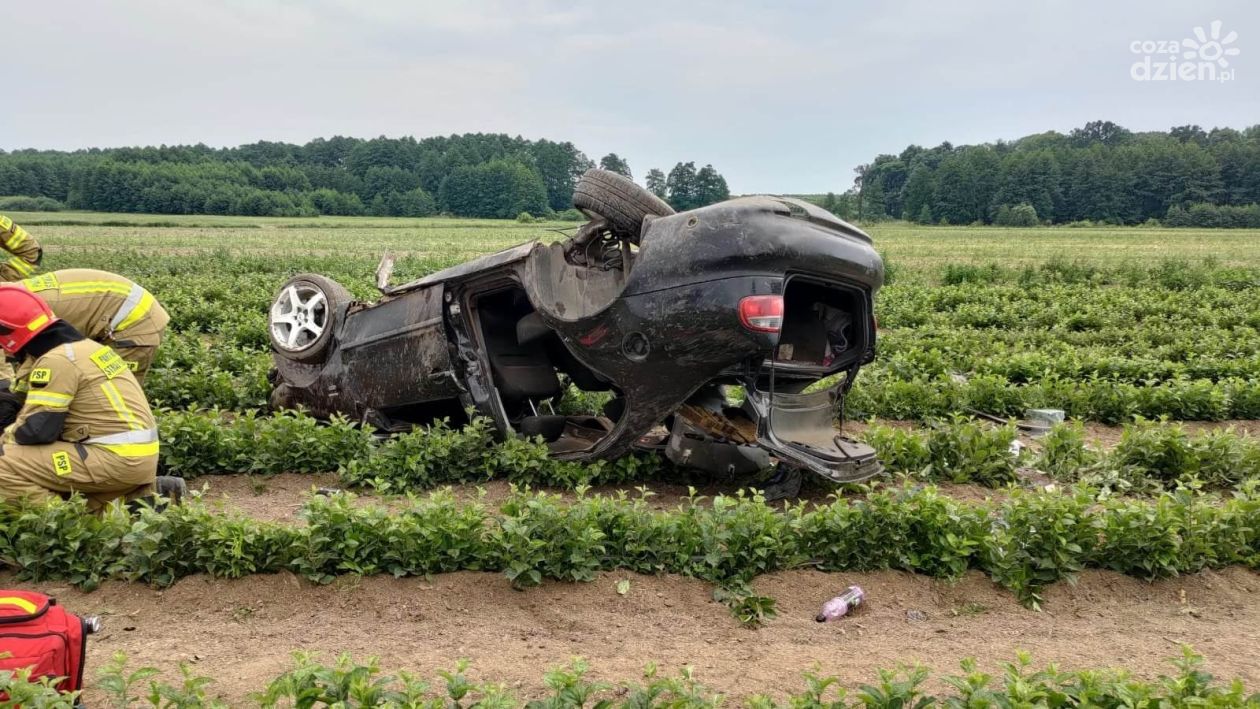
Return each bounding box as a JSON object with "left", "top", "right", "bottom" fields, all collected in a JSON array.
[{"left": 816, "top": 586, "right": 865, "bottom": 622}]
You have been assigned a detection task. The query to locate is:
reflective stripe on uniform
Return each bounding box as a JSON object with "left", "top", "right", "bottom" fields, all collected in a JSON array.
[
  {"left": 100, "top": 381, "right": 144, "bottom": 430},
  {"left": 85, "top": 428, "right": 158, "bottom": 445},
  {"left": 6, "top": 256, "right": 34, "bottom": 277},
  {"left": 95, "top": 441, "right": 160, "bottom": 457},
  {"left": 110, "top": 283, "right": 156, "bottom": 333},
  {"left": 5, "top": 226, "right": 28, "bottom": 250},
  {"left": 86, "top": 428, "right": 159, "bottom": 458},
  {"left": 57, "top": 281, "right": 131, "bottom": 296},
  {"left": 25, "top": 390, "right": 72, "bottom": 409}
]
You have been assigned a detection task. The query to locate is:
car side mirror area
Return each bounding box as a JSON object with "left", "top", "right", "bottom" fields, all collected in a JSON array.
[{"left": 375, "top": 251, "right": 395, "bottom": 293}]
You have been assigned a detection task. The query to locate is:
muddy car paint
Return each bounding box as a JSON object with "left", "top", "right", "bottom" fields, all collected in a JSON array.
[{"left": 270, "top": 195, "right": 885, "bottom": 483}]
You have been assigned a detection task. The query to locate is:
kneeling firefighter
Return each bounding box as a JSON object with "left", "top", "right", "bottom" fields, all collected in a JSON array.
[
  {"left": 0, "top": 286, "right": 159, "bottom": 512},
  {"left": 0, "top": 269, "right": 169, "bottom": 427}
]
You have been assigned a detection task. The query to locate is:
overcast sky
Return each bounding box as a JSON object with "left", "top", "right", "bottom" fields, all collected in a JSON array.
[{"left": 3, "top": 0, "right": 1256, "bottom": 193}]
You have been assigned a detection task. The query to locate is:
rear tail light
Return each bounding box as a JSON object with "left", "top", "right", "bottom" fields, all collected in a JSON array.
[{"left": 739, "top": 295, "right": 784, "bottom": 333}]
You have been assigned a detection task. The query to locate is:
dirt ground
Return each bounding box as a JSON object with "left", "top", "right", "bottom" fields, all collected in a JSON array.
[
  {"left": 8, "top": 566, "right": 1258, "bottom": 705},
  {"left": 196, "top": 473, "right": 1006, "bottom": 524}
]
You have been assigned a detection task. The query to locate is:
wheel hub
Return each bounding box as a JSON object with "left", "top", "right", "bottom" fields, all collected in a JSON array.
[{"left": 270, "top": 284, "right": 328, "bottom": 352}]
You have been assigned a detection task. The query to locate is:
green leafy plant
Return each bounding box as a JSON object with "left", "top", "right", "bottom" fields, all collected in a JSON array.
[
  {"left": 712, "top": 582, "right": 778, "bottom": 627},
  {"left": 1035, "top": 421, "right": 1101, "bottom": 480}
]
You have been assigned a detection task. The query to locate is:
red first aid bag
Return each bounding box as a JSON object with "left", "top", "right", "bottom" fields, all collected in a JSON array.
[{"left": 0, "top": 590, "right": 89, "bottom": 695}]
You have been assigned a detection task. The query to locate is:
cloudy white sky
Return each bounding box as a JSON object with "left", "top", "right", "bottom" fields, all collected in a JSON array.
[{"left": 3, "top": 0, "right": 1256, "bottom": 193}]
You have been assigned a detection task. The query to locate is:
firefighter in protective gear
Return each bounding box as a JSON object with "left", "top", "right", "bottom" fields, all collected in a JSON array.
[
  {"left": 0, "top": 214, "right": 41, "bottom": 282},
  {"left": 14, "top": 269, "right": 169, "bottom": 384},
  {"left": 0, "top": 286, "right": 157, "bottom": 512}
]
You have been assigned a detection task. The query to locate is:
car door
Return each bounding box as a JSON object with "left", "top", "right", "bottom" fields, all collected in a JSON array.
[{"left": 337, "top": 285, "right": 459, "bottom": 409}]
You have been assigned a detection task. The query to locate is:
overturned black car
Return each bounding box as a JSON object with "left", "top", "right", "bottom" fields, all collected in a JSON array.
[{"left": 268, "top": 170, "right": 885, "bottom": 493}]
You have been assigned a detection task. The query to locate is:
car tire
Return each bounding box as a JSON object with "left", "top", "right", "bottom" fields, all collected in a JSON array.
[
  {"left": 572, "top": 169, "right": 675, "bottom": 242},
  {"left": 269, "top": 273, "right": 351, "bottom": 364}
]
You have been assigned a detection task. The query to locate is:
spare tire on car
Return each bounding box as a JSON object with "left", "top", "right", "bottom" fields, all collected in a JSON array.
[
  {"left": 268, "top": 273, "right": 351, "bottom": 364},
  {"left": 572, "top": 169, "right": 675, "bottom": 242}
]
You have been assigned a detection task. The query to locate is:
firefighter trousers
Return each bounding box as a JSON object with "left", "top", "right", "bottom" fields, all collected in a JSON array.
[{"left": 0, "top": 440, "right": 157, "bottom": 513}]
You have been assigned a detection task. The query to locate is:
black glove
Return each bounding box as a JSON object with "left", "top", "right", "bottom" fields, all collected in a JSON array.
[
  {"left": 0, "top": 379, "right": 21, "bottom": 429},
  {"left": 0, "top": 397, "right": 19, "bottom": 429}
]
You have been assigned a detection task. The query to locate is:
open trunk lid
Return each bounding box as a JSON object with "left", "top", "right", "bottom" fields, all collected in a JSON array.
[
  {"left": 744, "top": 382, "right": 882, "bottom": 483},
  {"left": 742, "top": 274, "right": 882, "bottom": 483}
]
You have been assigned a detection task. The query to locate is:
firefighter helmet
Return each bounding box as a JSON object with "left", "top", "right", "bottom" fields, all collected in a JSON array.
[{"left": 0, "top": 284, "right": 57, "bottom": 355}]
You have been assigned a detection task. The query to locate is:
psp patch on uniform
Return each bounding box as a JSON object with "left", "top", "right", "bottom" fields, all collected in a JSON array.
[
  {"left": 29, "top": 368, "right": 52, "bottom": 387},
  {"left": 89, "top": 347, "right": 127, "bottom": 379},
  {"left": 51, "top": 451, "right": 73, "bottom": 477}
]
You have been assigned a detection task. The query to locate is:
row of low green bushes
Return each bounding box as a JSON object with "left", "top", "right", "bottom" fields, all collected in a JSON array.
[
  {"left": 5, "top": 648, "right": 1252, "bottom": 708},
  {"left": 860, "top": 417, "right": 1021, "bottom": 487},
  {"left": 154, "top": 410, "right": 1260, "bottom": 493},
  {"left": 848, "top": 371, "right": 1260, "bottom": 423},
  {"left": 864, "top": 417, "right": 1260, "bottom": 490},
  {"left": 5, "top": 483, "right": 1259, "bottom": 608},
  {"left": 156, "top": 411, "right": 660, "bottom": 490},
  {"left": 1045, "top": 420, "right": 1260, "bottom": 489}
]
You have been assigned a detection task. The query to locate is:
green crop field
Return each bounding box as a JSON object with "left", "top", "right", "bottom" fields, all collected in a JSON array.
[
  {"left": 17, "top": 210, "right": 1260, "bottom": 267},
  {"left": 16, "top": 210, "right": 1260, "bottom": 425},
  {"left": 5, "top": 211, "right": 1260, "bottom": 703}
]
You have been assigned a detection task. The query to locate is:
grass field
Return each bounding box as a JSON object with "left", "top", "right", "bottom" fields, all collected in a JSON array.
[
  {"left": 4, "top": 211, "right": 1260, "bottom": 704},
  {"left": 15, "top": 210, "right": 1260, "bottom": 270}
]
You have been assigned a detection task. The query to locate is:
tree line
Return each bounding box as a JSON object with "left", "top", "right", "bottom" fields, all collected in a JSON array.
[
  {"left": 0, "top": 136, "right": 729, "bottom": 219},
  {"left": 831, "top": 121, "right": 1260, "bottom": 226},
  {"left": 595, "top": 154, "right": 730, "bottom": 211}
]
